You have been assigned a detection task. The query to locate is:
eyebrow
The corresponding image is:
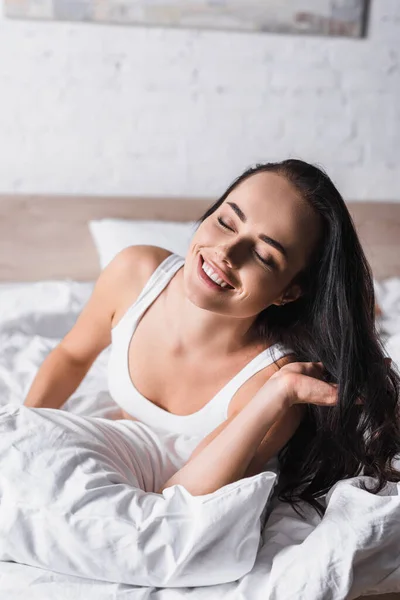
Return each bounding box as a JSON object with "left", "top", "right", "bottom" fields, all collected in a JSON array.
[{"left": 226, "top": 202, "right": 288, "bottom": 260}]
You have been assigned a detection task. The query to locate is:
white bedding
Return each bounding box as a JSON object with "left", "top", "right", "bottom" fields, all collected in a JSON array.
[{"left": 0, "top": 279, "right": 400, "bottom": 600}]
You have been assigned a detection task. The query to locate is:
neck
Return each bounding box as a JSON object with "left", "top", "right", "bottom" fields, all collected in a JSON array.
[{"left": 165, "top": 268, "right": 261, "bottom": 357}]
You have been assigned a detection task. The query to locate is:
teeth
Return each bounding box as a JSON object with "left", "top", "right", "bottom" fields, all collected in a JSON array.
[{"left": 201, "top": 260, "right": 229, "bottom": 288}]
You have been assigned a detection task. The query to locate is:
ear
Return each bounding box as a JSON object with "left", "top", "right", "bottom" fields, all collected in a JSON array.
[{"left": 272, "top": 283, "right": 302, "bottom": 307}]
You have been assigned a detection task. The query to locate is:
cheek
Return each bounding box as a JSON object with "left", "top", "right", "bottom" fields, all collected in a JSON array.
[
  {"left": 241, "top": 271, "right": 266, "bottom": 300},
  {"left": 241, "top": 270, "right": 279, "bottom": 307},
  {"left": 189, "top": 225, "right": 206, "bottom": 247},
  {"left": 189, "top": 231, "right": 218, "bottom": 259}
]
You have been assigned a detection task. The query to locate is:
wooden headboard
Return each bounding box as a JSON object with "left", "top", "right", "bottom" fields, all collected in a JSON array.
[{"left": 1, "top": 195, "right": 399, "bottom": 281}]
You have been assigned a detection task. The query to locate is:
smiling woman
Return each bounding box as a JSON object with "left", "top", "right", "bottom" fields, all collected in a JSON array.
[
  {"left": 22, "top": 158, "right": 400, "bottom": 522},
  {"left": 184, "top": 159, "right": 400, "bottom": 516},
  {"left": 184, "top": 165, "right": 322, "bottom": 330}
]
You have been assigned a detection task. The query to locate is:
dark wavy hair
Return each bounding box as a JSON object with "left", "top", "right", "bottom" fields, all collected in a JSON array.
[{"left": 196, "top": 159, "right": 400, "bottom": 519}]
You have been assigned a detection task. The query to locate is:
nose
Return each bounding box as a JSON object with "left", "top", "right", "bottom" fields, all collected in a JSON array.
[
  {"left": 215, "top": 237, "right": 249, "bottom": 266},
  {"left": 214, "top": 246, "right": 235, "bottom": 268},
  {"left": 214, "top": 248, "right": 232, "bottom": 267}
]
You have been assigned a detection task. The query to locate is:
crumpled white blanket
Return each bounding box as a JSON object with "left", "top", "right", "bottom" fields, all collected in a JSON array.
[
  {"left": 0, "top": 280, "right": 400, "bottom": 599},
  {"left": 0, "top": 403, "right": 278, "bottom": 588}
]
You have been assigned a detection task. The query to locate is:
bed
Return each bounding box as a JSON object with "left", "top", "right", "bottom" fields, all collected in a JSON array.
[{"left": 0, "top": 194, "right": 400, "bottom": 600}]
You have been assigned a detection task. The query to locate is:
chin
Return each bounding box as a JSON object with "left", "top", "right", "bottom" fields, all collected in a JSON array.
[
  {"left": 183, "top": 276, "right": 229, "bottom": 315},
  {"left": 183, "top": 281, "right": 216, "bottom": 310}
]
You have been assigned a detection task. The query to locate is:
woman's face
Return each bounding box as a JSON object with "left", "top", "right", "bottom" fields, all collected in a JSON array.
[{"left": 183, "top": 171, "right": 322, "bottom": 319}]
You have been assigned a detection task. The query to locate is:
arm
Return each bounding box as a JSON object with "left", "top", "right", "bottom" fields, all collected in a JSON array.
[
  {"left": 158, "top": 361, "right": 338, "bottom": 496},
  {"left": 185, "top": 355, "right": 304, "bottom": 479},
  {"left": 158, "top": 376, "right": 290, "bottom": 495},
  {"left": 24, "top": 245, "right": 159, "bottom": 409},
  {"left": 23, "top": 265, "right": 114, "bottom": 408},
  {"left": 24, "top": 345, "right": 98, "bottom": 409},
  {"left": 185, "top": 404, "right": 303, "bottom": 478}
]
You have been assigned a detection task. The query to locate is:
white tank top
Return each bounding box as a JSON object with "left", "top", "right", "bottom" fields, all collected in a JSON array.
[{"left": 108, "top": 253, "right": 293, "bottom": 438}]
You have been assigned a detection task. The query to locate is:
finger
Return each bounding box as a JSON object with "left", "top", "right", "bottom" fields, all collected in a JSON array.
[
  {"left": 311, "top": 381, "right": 338, "bottom": 406},
  {"left": 294, "top": 376, "right": 363, "bottom": 407},
  {"left": 280, "top": 361, "right": 330, "bottom": 382},
  {"left": 324, "top": 385, "right": 364, "bottom": 406},
  {"left": 310, "top": 362, "right": 330, "bottom": 379},
  {"left": 323, "top": 385, "right": 364, "bottom": 406},
  {"left": 329, "top": 383, "right": 364, "bottom": 405},
  {"left": 295, "top": 376, "right": 338, "bottom": 406},
  {"left": 304, "top": 361, "right": 327, "bottom": 374}
]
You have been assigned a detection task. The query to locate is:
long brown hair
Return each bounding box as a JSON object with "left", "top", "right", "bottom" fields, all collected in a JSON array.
[{"left": 196, "top": 159, "right": 400, "bottom": 518}]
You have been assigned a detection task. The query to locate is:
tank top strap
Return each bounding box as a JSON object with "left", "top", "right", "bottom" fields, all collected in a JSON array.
[
  {"left": 216, "top": 342, "right": 294, "bottom": 416},
  {"left": 112, "top": 252, "right": 185, "bottom": 335},
  {"left": 135, "top": 253, "right": 185, "bottom": 306}
]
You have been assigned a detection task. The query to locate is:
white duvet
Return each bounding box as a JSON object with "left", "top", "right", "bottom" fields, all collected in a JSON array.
[{"left": 0, "top": 279, "right": 400, "bottom": 599}]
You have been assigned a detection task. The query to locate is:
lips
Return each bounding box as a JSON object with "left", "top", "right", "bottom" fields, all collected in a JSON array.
[
  {"left": 203, "top": 256, "right": 235, "bottom": 288},
  {"left": 198, "top": 254, "right": 235, "bottom": 290}
]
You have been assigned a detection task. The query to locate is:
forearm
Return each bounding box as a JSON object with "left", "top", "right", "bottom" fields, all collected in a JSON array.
[
  {"left": 158, "top": 378, "right": 288, "bottom": 496},
  {"left": 24, "top": 345, "right": 89, "bottom": 409}
]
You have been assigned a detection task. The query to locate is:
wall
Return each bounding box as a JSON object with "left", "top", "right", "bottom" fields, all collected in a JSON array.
[{"left": 0, "top": 0, "right": 399, "bottom": 200}]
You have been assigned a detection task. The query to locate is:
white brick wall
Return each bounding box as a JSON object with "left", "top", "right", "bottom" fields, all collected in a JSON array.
[{"left": 0, "top": 0, "right": 399, "bottom": 200}]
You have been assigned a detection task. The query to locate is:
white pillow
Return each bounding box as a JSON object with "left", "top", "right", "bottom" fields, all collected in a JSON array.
[
  {"left": 89, "top": 219, "right": 197, "bottom": 269},
  {"left": 0, "top": 404, "right": 277, "bottom": 587}
]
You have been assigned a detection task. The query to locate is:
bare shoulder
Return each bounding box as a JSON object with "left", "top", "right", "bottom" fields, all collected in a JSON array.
[
  {"left": 57, "top": 246, "right": 173, "bottom": 366},
  {"left": 108, "top": 245, "right": 173, "bottom": 328},
  {"left": 110, "top": 244, "right": 173, "bottom": 281}
]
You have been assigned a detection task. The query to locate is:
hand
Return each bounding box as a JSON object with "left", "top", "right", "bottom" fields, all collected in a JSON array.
[
  {"left": 282, "top": 357, "right": 393, "bottom": 407},
  {"left": 268, "top": 361, "right": 341, "bottom": 408},
  {"left": 258, "top": 357, "right": 392, "bottom": 410}
]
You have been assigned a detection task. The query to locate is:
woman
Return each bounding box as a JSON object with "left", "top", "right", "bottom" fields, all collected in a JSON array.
[{"left": 24, "top": 159, "right": 400, "bottom": 517}]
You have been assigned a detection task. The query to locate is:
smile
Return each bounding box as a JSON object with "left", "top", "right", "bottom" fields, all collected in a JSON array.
[{"left": 197, "top": 255, "right": 235, "bottom": 291}]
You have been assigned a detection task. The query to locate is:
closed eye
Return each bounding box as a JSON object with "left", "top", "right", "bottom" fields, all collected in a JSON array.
[
  {"left": 253, "top": 251, "right": 277, "bottom": 270},
  {"left": 217, "top": 216, "right": 233, "bottom": 231},
  {"left": 217, "top": 217, "right": 277, "bottom": 271}
]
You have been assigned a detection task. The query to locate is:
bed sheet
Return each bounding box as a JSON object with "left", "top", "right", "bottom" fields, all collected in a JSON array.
[{"left": 0, "top": 279, "right": 400, "bottom": 600}]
